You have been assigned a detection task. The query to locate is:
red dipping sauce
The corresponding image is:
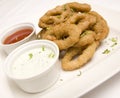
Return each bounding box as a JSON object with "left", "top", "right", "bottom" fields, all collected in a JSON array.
[{"left": 3, "top": 29, "right": 33, "bottom": 44}]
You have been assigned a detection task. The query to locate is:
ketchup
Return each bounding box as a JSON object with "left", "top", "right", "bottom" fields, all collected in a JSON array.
[{"left": 3, "top": 29, "right": 33, "bottom": 44}]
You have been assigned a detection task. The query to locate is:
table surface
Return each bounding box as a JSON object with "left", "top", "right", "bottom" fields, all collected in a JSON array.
[{"left": 0, "top": 0, "right": 120, "bottom": 98}]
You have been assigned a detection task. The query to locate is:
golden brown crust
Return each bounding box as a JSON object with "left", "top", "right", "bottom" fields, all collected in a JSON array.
[
  {"left": 37, "top": 2, "right": 109, "bottom": 71},
  {"left": 89, "top": 11, "right": 109, "bottom": 41},
  {"left": 61, "top": 41, "right": 99, "bottom": 71},
  {"left": 40, "top": 24, "right": 81, "bottom": 50},
  {"left": 74, "top": 30, "right": 96, "bottom": 47},
  {"left": 38, "top": 2, "right": 91, "bottom": 28}
]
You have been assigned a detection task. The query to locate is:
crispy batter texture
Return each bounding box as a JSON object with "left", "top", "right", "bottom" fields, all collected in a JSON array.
[
  {"left": 39, "top": 24, "right": 81, "bottom": 50},
  {"left": 37, "top": 2, "right": 109, "bottom": 71},
  {"left": 66, "top": 13, "right": 96, "bottom": 30},
  {"left": 61, "top": 41, "right": 99, "bottom": 71},
  {"left": 38, "top": 2, "right": 91, "bottom": 28},
  {"left": 66, "top": 2, "right": 91, "bottom": 12},
  {"left": 89, "top": 11, "right": 109, "bottom": 41},
  {"left": 74, "top": 30, "right": 96, "bottom": 47}
]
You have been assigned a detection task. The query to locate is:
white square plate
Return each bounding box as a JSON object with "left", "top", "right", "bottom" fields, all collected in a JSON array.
[{"left": 0, "top": 0, "right": 120, "bottom": 98}]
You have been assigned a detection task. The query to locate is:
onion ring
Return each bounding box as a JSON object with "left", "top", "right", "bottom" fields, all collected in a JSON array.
[
  {"left": 38, "top": 2, "right": 91, "bottom": 28},
  {"left": 66, "top": 12, "right": 96, "bottom": 31},
  {"left": 61, "top": 41, "right": 99, "bottom": 71},
  {"left": 39, "top": 24, "right": 81, "bottom": 50},
  {"left": 66, "top": 2, "right": 91, "bottom": 12},
  {"left": 89, "top": 11, "right": 109, "bottom": 41},
  {"left": 74, "top": 30, "right": 96, "bottom": 47},
  {"left": 37, "top": 2, "right": 109, "bottom": 71}
]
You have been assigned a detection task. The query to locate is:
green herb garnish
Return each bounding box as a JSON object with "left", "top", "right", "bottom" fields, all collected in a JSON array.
[
  {"left": 109, "top": 37, "right": 118, "bottom": 47},
  {"left": 48, "top": 53, "right": 55, "bottom": 58},
  {"left": 63, "top": 5, "right": 67, "bottom": 11},
  {"left": 46, "top": 27, "right": 51, "bottom": 30},
  {"left": 80, "top": 30, "right": 92, "bottom": 37},
  {"left": 29, "top": 53, "right": 33, "bottom": 59},
  {"left": 110, "top": 37, "right": 117, "bottom": 43},
  {"left": 102, "top": 49, "right": 110, "bottom": 54},
  {"left": 80, "top": 33, "right": 86, "bottom": 37},
  {"left": 70, "top": 8, "right": 75, "bottom": 12},
  {"left": 111, "top": 42, "right": 117, "bottom": 47},
  {"left": 57, "top": 15, "right": 61, "bottom": 18},
  {"left": 42, "top": 46, "right": 45, "bottom": 51}
]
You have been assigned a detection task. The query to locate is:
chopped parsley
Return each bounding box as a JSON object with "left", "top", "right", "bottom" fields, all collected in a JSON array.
[
  {"left": 102, "top": 49, "right": 110, "bottom": 54},
  {"left": 80, "top": 30, "right": 91, "bottom": 37},
  {"left": 29, "top": 53, "right": 33, "bottom": 59},
  {"left": 42, "top": 46, "right": 45, "bottom": 51},
  {"left": 48, "top": 53, "right": 55, "bottom": 58},
  {"left": 63, "top": 5, "right": 67, "bottom": 11},
  {"left": 109, "top": 37, "right": 117, "bottom": 43},
  {"left": 70, "top": 8, "right": 74, "bottom": 12},
  {"left": 102, "top": 37, "right": 118, "bottom": 54},
  {"left": 46, "top": 27, "right": 50, "bottom": 30},
  {"left": 56, "top": 15, "right": 61, "bottom": 18},
  {"left": 109, "top": 37, "right": 118, "bottom": 47},
  {"left": 111, "top": 42, "right": 117, "bottom": 47}
]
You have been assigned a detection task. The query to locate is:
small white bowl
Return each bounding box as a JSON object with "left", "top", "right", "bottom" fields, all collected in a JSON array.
[
  {"left": 4, "top": 40, "right": 60, "bottom": 93},
  {"left": 0, "top": 23, "right": 36, "bottom": 54}
]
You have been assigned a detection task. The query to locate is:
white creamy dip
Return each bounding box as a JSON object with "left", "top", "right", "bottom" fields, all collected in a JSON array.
[{"left": 11, "top": 46, "right": 56, "bottom": 79}]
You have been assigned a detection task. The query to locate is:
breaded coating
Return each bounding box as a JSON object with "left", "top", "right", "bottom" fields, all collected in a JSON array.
[
  {"left": 61, "top": 41, "right": 99, "bottom": 71},
  {"left": 37, "top": 2, "right": 109, "bottom": 71}
]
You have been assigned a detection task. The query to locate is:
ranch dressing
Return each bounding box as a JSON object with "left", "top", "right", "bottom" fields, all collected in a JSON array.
[{"left": 11, "top": 46, "right": 55, "bottom": 79}]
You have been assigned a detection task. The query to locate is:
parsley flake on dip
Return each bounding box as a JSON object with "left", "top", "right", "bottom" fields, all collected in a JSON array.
[{"left": 4, "top": 40, "right": 60, "bottom": 93}]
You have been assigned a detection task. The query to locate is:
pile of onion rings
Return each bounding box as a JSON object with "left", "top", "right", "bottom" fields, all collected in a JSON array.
[{"left": 37, "top": 2, "right": 109, "bottom": 71}]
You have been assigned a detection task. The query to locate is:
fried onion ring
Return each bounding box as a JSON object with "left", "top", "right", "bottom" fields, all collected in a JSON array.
[
  {"left": 67, "top": 12, "right": 96, "bottom": 31},
  {"left": 39, "top": 24, "right": 81, "bottom": 50},
  {"left": 66, "top": 2, "right": 91, "bottom": 12},
  {"left": 38, "top": 2, "right": 91, "bottom": 28},
  {"left": 74, "top": 30, "right": 96, "bottom": 47},
  {"left": 37, "top": 2, "right": 109, "bottom": 71},
  {"left": 89, "top": 11, "right": 109, "bottom": 41},
  {"left": 61, "top": 41, "right": 99, "bottom": 71}
]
